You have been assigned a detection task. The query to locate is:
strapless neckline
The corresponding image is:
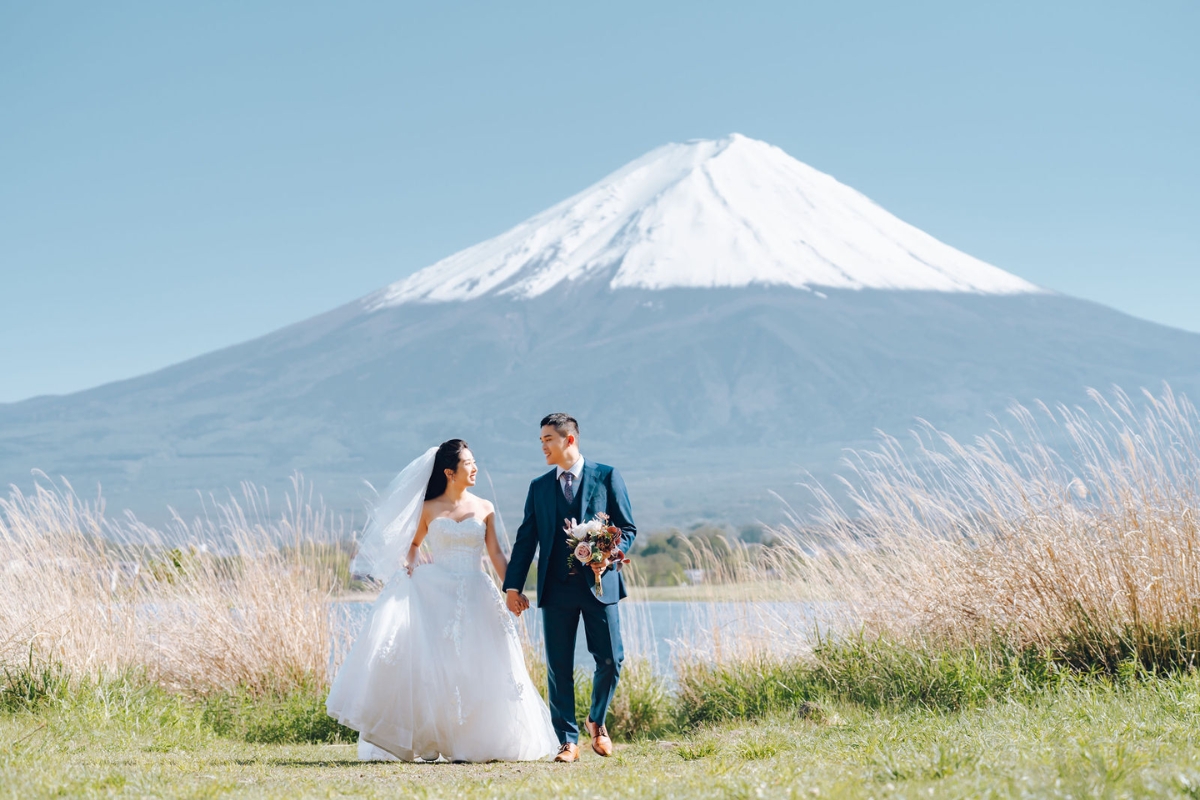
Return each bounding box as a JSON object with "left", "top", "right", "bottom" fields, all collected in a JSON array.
[{"left": 429, "top": 516, "right": 486, "bottom": 529}]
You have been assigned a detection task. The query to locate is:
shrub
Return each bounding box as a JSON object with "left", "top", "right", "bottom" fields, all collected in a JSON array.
[
  {"left": 0, "top": 656, "right": 71, "bottom": 712},
  {"left": 569, "top": 658, "right": 674, "bottom": 740},
  {"left": 202, "top": 681, "right": 356, "bottom": 744},
  {"left": 806, "top": 634, "right": 1065, "bottom": 709},
  {"left": 675, "top": 657, "right": 816, "bottom": 728}
]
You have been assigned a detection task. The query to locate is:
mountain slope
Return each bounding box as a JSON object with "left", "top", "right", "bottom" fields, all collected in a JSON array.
[{"left": 0, "top": 137, "right": 1194, "bottom": 527}]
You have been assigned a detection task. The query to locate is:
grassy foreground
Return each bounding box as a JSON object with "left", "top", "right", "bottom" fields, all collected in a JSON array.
[{"left": 5, "top": 673, "right": 1200, "bottom": 798}]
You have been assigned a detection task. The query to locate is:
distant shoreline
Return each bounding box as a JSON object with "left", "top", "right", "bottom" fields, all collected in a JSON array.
[{"left": 333, "top": 583, "right": 810, "bottom": 604}]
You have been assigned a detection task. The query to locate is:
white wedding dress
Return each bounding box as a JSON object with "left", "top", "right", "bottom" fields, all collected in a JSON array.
[{"left": 326, "top": 516, "right": 558, "bottom": 762}]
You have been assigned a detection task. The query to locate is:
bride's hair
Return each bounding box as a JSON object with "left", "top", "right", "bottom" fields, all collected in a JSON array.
[{"left": 425, "top": 439, "right": 469, "bottom": 500}]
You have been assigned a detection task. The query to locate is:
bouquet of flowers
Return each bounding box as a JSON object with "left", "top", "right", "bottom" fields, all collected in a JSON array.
[{"left": 564, "top": 512, "right": 629, "bottom": 597}]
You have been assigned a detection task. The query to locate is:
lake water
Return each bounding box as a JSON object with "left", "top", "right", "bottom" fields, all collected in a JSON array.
[{"left": 337, "top": 599, "right": 827, "bottom": 675}]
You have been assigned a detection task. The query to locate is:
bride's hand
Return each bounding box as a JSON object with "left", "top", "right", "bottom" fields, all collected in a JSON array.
[
  {"left": 505, "top": 590, "right": 530, "bottom": 616},
  {"left": 406, "top": 552, "right": 432, "bottom": 576}
]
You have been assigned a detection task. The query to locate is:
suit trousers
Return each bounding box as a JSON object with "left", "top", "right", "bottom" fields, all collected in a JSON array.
[{"left": 540, "top": 580, "right": 624, "bottom": 744}]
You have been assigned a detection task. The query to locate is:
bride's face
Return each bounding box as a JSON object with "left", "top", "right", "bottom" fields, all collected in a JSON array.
[{"left": 448, "top": 449, "right": 478, "bottom": 489}]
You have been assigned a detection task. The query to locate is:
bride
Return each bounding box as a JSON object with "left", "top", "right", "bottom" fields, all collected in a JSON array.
[{"left": 326, "top": 439, "right": 558, "bottom": 762}]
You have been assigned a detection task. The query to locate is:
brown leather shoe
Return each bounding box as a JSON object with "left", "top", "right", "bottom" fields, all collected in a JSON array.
[
  {"left": 553, "top": 743, "right": 580, "bottom": 763},
  {"left": 584, "top": 717, "right": 613, "bottom": 757}
]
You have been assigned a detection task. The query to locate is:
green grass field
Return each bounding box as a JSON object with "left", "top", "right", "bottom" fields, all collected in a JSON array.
[{"left": 5, "top": 668, "right": 1200, "bottom": 799}]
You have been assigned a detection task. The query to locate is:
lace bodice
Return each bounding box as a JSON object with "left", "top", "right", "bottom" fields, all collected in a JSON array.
[{"left": 424, "top": 517, "right": 487, "bottom": 574}]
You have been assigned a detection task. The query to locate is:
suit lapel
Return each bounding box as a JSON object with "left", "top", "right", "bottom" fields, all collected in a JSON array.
[
  {"left": 538, "top": 469, "right": 558, "bottom": 548},
  {"left": 579, "top": 460, "right": 598, "bottom": 518}
]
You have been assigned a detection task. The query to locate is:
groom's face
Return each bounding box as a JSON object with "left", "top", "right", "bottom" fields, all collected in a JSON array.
[{"left": 540, "top": 425, "right": 575, "bottom": 466}]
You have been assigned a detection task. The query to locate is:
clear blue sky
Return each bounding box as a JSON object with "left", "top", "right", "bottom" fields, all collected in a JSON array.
[{"left": 1, "top": 1, "right": 1196, "bottom": 403}]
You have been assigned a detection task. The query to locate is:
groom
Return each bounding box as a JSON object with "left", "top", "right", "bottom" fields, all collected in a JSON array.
[{"left": 504, "top": 413, "right": 637, "bottom": 763}]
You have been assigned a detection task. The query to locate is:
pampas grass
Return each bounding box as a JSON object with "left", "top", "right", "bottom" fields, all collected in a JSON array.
[
  {"left": 779, "top": 384, "right": 1200, "bottom": 674},
  {"left": 0, "top": 475, "right": 347, "bottom": 695}
]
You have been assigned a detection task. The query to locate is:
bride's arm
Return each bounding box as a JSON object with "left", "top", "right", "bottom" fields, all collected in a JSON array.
[
  {"left": 405, "top": 510, "right": 431, "bottom": 576},
  {"left": 483, "top": 511, "right": 507, "bottom": 582}
]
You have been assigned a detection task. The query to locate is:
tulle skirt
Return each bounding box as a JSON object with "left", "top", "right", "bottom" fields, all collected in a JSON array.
[{"left": 326, "top": 563, "right": 558, "bottom": 762}]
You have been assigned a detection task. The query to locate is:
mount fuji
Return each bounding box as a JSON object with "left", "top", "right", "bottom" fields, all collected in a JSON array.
[
  {"left": 3, "top": 135, "right": 1198, "bottom": 527},
  {"left": 372, "top": 135, "right": 1038, "bottom": 304}
]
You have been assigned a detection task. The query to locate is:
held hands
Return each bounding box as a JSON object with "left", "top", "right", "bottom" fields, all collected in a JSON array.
[{"left": 505, "top": 589, "right": 530, "bottom": 617}]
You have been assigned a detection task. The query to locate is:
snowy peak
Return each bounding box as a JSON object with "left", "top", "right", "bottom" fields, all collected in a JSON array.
[{"left": 369, "top": 134, "right": 1040, "bottom": 308}]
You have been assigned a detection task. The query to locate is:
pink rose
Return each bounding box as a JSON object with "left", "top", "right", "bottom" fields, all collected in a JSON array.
[{"left": 574, "top": 542, "right": 593, "bottom": 561}]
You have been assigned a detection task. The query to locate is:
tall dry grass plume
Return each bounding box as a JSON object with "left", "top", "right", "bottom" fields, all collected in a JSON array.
[
  {"left": 660, "top": 536, "right": 821, "bottom": 664},
  {"left": 0, "top": 475, "right": 348, "bottom": 694},
  {"left": 782, "top": 385, "right": 1200, "bottom": 671}
]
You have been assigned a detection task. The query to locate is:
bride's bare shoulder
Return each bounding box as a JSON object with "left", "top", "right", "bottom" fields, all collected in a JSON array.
[{"left": 464, "top": 491, "right": 494, "bottom": 515}]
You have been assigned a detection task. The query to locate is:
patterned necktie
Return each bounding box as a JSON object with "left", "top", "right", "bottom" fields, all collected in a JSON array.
[{"left": 562, "top": 472, "right": 574, "bottom": 503}]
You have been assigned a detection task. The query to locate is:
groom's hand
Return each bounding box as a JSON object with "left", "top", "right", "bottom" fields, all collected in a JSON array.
[{"left": 505, "top": 589, "right": 530, "bottom": 616}]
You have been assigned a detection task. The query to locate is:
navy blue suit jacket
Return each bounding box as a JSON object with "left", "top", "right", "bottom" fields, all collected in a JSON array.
[{"left": 503, "top": 461, "right": 637, "bottom": 606}]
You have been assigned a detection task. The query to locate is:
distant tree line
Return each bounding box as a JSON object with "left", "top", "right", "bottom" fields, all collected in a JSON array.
[{"left": 627, "top": 524, "right": 777, "bottom": 586}]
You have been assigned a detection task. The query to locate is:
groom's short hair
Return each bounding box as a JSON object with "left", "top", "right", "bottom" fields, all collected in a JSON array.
[{"left": 540, "top": 413, "right": 579, "bottom": 438}]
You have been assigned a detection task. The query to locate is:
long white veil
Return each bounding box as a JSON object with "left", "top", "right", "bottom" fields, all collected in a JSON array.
[{"left": 351, "top": 446, "right": 438, "bottom": 582}]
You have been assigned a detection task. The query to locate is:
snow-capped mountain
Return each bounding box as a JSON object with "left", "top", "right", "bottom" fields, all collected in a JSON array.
[
  {"left": 1, "top": 136, "right": 1196, "bottom": 528},
  {"left": 371, "top": 134, "right": 1039, "bottom": 306}
]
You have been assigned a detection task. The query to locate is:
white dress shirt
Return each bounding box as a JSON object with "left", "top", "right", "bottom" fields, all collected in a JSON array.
[{"left": 557, "top": 457, "right": 584, "bottom": 500}]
